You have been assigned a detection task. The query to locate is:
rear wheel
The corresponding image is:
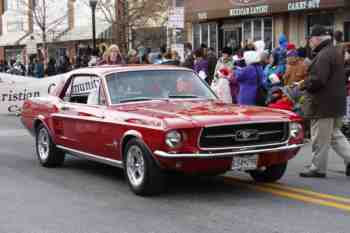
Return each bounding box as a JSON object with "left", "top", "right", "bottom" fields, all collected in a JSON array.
[
  {"left": 35, "top": 125, "right": 65, "bottom": 167},
  {"left": 124, "top": 138, "right": 165, "bottom": 196},
  {"left": 249, "top": 162, "right": 287, "bottom": 183}
]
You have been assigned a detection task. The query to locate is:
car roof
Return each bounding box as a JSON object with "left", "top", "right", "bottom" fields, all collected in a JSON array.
[{"left": 68, "top": 65, "right": 192, "bottom": 77}]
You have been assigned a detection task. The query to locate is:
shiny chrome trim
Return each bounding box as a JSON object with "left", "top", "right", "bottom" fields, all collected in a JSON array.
[
  {"left": 119, "top": 130, "right": 143, "bottom": 158},
  {"left": 198, "top": 121, "right": 290, "bottom": 151},
  {"left": 204, "top": 130, "right": 283, "bottom": 139},
  {"left": 57, "top": 145, "right": 123, "bottom": 168},
  {"left": 154, "top": 143, "right": 304, "bottom": 158}
]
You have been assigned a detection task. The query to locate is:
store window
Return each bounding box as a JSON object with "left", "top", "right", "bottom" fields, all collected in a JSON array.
[
  {"left": 243, "top": 21, "right": 252, "bottom": 42},
  {"left": 192, "top": 23, "right": 218, "bottom": 51},
  {"left": 243, "top": 18, "right": 273, "bottom": 47},
  {"left": 307, "top": 13, "right": 334, "bottom": 37},
  {"left": 253, "top": 20, "right": 262, "bottom": 41},
  {"left": 202, "top": 23, "right": 209, "bottom": 47},
  {"left": 209, "top": 23, "right": 217, "bottom": 50},
  {"left": 264, "top": 18, "right": 273, "bottom": 51},
  {"left": 344, "top": 22, "right": 350, "bottom": 42},
  {"left": 193, "top": 24, "right": 200, "bottom": 50},
  {"left": 5, "top": 48, "right": 23, "bottom": 62}
]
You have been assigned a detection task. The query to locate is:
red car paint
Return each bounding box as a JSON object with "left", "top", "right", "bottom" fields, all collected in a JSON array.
[{"left": 21, "top": 65, "right": 304, "bottom": 174}]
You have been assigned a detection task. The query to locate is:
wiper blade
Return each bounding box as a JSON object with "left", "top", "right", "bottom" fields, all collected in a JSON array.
[
  {"left": 119, "top": 97, "right": 155, "bottom": 103},
  {"left": 168, "top": 95, "right": 201, "bottom": 99}
]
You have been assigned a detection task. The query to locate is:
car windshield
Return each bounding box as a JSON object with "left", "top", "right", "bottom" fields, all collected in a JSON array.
[{"left": 106, "top": 70, "right": 217, "bottom": 104}]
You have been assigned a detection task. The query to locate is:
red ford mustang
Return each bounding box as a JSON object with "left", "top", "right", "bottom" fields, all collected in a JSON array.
[{"left": 21, "top": 65, "right": 305, "bottom": 195}]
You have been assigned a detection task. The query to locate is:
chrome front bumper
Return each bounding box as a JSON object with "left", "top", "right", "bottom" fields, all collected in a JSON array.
[{"left": 154, "top": 143, "right": 304, "bottom": 158}]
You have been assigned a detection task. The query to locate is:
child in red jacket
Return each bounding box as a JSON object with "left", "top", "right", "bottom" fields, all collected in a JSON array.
[{"left": 267, "top": 87, "right": 294, "bottom": 111}]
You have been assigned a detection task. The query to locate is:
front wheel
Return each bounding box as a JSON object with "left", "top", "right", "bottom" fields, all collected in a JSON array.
[
  {"left": 124, "top": 138, "right": 165, "bottom": 196},
  {"left": 249, "top": 162, "right": 287, "bottom": 183},
  {"left": 36, "top": 125, "right": 65, "bottom": 167}
]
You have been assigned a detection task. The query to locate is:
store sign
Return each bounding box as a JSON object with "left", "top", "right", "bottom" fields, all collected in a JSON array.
[
  {"left": 168, "top": 7, "right": 185, "bottom": 29},
  {"left": 288, "top": 0, "right": 320, "bottom": 11},
  {"left": 198, "top": 12, "right": 208, "bottom": 20},
  {"left": 229, "top": 5, "right": 269, "bottom": 16},
  {"left": 26, "top": 39, "right": 37, "bottom": 55}
]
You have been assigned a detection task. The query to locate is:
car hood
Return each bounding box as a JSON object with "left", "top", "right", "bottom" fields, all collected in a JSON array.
[{"left": 109, "top": 100, "right": 298, "bottom": 129}]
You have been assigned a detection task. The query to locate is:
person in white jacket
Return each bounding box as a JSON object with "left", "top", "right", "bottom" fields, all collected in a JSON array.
[{"left": 211, "top": 67, "right": 232, "bottom": 104}]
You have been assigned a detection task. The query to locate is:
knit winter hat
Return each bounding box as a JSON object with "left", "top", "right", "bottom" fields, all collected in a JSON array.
[
  {"left": 310, "top": 25, "right": 329, "bottom": 37},
  {"left": 287, "top": 43, "right": 296, "bottom": 51}
]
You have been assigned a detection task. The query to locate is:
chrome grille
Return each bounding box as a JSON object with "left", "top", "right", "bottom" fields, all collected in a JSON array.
[{"left": 199, "top": 122, "right": 289, "bottom": 149}]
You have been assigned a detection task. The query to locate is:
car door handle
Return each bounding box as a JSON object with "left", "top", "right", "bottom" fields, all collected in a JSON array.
[
  {"left": 60, "top": 106, "right": 70, "bottom": 111},
  {"left": 94, "top": 114, "right": 105, "bottom": 119}
]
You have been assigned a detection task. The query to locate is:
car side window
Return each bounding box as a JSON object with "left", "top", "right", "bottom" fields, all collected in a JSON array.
[{"left": 62, "top": 75, "right": 101, "bottom": 104}]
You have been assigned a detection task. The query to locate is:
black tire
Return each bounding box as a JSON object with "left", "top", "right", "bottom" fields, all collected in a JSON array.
[
  {"left": 249, "top": 162, "right": 287, "bottom": 183},
  {"left": 35, "top": 124, "right": 65, "bottom": 167},
  {"left": 124, "top": 138, "right": 165, "bottom": 196}
]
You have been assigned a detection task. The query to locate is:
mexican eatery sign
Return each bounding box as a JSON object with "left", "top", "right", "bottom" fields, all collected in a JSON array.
[{"left": 229, "top": 5, "right": 269, "bottom": 16}]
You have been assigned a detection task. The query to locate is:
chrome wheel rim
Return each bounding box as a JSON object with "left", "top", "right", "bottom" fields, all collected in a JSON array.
[
  {"left": 38, "top": 128, "right": 50, "bottom": 161},
  {"left": 126, "top": 145, "right": 145, "bottom": 187}
]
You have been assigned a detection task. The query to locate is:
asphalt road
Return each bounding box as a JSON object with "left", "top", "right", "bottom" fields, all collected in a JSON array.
[{"left": 0, "top": 115, "right": 349, "bottom": 233}]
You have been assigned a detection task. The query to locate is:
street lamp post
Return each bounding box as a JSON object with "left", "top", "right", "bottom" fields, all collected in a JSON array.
[{"left": 90, "top": 0, "right": 98, "bottom": 51}]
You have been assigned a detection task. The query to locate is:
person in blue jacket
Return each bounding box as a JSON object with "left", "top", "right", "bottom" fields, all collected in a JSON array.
[{"left": 236, "top": 51, "right": 264, "bottom": 105}]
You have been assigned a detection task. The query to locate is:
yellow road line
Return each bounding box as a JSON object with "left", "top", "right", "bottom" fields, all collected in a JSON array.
[
  {"left": 223, "top": 177, "right": 350, "bottom": 212},
  {"left": 227, "top": 176, "right": 350, "bottom": 205}
]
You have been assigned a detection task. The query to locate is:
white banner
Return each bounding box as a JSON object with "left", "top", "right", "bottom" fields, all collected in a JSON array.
[{"left": 0, "top": 73, "right": 67, "bottom": 115}]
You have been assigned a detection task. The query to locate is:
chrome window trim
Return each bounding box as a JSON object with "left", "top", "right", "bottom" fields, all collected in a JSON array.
[
  {"left": 57, "top": 145, "right": 123, "bottom": 168},
  {"left": 197, "top": 121, "right": 291, "bottom": 151}
]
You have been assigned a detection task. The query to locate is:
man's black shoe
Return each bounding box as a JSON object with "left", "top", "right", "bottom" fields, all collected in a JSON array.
[
  {"left": 346, "top": 164, "right": 350, "bottom": 177},
  {"left": 300, "top": 170, "right": 326, "bottom": 178}
]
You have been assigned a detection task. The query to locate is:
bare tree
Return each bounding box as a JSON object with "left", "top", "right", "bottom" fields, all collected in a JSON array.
[
  {"left": 15, "top": 0, "right": 71, "bottom": 50},
  {"left": 93, "top": 0, "right": 168, "bottom": 52}
]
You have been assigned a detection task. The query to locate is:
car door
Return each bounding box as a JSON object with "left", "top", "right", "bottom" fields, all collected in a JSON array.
[
  {"left": 52, "top": 74, "right": 101, "bottom": 151},
  {"left": 73, "top": 78, "right": 122, "bottom": 160}
]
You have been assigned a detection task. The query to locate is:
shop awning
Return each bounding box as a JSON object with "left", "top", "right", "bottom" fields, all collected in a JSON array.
[
  {"left": 19, "top": 32, "right": 58, "bottom": 46},
  {"left": 57, "top": 23, "right": 111, "bottom": 42},
  {"left": 0, "top": 32, "right": 27, "bottom": 47}
]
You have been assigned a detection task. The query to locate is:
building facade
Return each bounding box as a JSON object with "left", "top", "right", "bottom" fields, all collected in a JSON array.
[{"left": 185, "top": 0, "right": 350, "bottom": 52}]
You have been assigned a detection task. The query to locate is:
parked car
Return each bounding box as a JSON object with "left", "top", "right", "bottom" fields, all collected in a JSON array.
[{"left": 21, "top": 65, "right": 305, "bottom": 196}]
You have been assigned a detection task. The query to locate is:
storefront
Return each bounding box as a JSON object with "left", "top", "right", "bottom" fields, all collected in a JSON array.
[{"left": 186, "top": 0, "right": 349, "bottom": 52}]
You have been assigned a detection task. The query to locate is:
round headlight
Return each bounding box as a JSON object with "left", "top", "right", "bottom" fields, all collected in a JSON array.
[
  {"left": 165, "top": 130, "right": 182, "bottom": 148},
  {"left": 290, "top": 122, "right": 303, "bottom": 138}
]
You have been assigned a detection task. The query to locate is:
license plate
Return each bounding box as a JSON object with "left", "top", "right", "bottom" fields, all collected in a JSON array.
[{"left": 231, "top": 154, "right": 258, "bottom": 171}]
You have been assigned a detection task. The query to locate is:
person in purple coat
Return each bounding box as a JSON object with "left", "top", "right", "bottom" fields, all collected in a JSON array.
[
  {"left": 236, "top": 51, "right": 264, "bottom": 105},
  {"left": 193, "top": 49, "right": 209, "bottom": 82}
]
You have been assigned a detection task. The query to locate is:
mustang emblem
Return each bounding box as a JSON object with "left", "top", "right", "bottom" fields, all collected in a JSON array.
[{"left": 235, "top": 129, "right": 259, "bottom": 142}]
